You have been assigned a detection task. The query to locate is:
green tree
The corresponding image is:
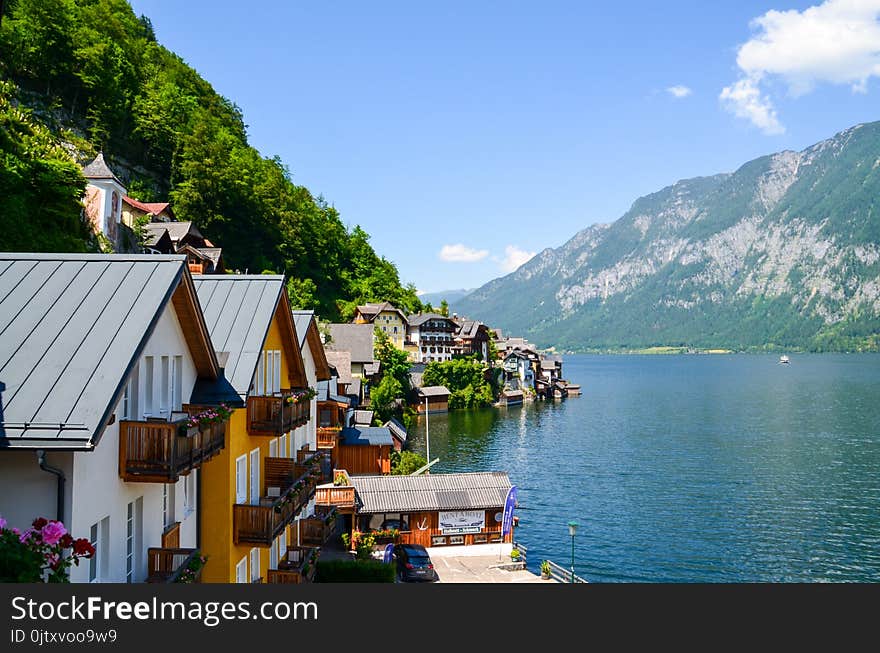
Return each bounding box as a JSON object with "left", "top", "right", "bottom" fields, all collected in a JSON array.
[
  {"left": 422, "top": 357, "right": 495, "bottom": 409},
  {"left": 390, "top": 450, "right": 428, "bottom": 475},
  {"left": 439, "top": 299, "right": 449, "bottom": 317},
  {"left": 369, "top": 374, "right": 402, "bottom": 424}
]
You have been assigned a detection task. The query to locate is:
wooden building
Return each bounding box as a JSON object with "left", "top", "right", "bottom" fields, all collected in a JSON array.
[
  {"left": 336, "top": 427, "right": 393, "bottom": 475},
  {"left": 416, "top": 385, "right": 450, "bottom": 414}
]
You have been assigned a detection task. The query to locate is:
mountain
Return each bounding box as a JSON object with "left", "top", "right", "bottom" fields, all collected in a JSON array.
[
  {"left": 457, "top": 122, "right": 880, "bottom": 352},
  {"left": 417, "top": 288, "right": 475, "bottom": 307}
]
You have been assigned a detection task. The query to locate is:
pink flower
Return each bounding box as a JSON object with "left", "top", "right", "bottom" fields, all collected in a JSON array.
[
  {"left": 19, "top": 528, "right": 34, "bottom": 543},
  {"left": 41, "top": 521, "right": 67, "bottom": 546},
  {"left": 0, "top": 516, "right": 6, "bottom": 530}
]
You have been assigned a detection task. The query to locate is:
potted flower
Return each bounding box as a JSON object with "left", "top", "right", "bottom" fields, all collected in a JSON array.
[
  {"left": 0, "top": 516, "right": 95, "bottom": 583},
  {"left": 510, "top": 547, "right": 521, "bottom": 562},
  {"left": 540, "top": 560, "right": 552, "bottom": 580}
]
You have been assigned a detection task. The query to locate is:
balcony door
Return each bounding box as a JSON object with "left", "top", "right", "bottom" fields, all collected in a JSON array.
[{"left": 249, "top": 448, "right": 260, "bottom": 506}]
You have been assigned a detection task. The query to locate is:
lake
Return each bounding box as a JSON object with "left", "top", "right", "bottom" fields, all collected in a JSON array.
[{"left": 408, "top": 354, "right": 880, "bottom": 582}]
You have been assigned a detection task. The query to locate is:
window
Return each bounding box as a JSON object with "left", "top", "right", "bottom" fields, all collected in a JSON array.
[
  {"left": 172, "top": 356, "right": 183, "bottom": 411},
  {"left": 184, "top": 471, "right": 196, "bottom": 516},
  {"left": 272, "top": 351, "right": 281, "bottom": 393},
  {"left": 249, "top": 548, "right": 260, "bottom": 583},
  {"left": 89, "top": 517, "right": 110, "bottom": 582},
  {"left": 163, "top": 483, "right": 176, "bottom": 528},
  {"left": 269, "top": 438, "right": 278, "bottom": 458},
  {"left": 144, "top": 357, "right": 154, "bottom": 416},
  {"left": 235, "top": 556, "right": 248, "bottom": 583},
  {"left": 235, "top": 455, "right": 248, "bottom": 504},
  {"left": 255, "top": 353, "right": 264, "bottom": 395},
  {"left": 89, "top": 523, "right": 98, "bottom": 582},
  {"left": 393, "top": 326, "right": 398, "bottom": 333},
  {"left": 279, "top": 433, "right": 288, "bottom": 458},
  {"left": 125, "top": 498, "right": 143, "bottom": 583},
  {"left": 160, "top": 356, "right": 170, "bottom": 417},
  {"left": 266, "top": 351, "right": 274, "bottom": 395},
  {"left": 249, "top": 449, "right": 260, "bottom": 506}
]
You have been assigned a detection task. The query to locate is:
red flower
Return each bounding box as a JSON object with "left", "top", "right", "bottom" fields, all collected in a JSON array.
[
  {"left": 32, "top": 517, "right": 48, "bottom": 530},
  {"left": 60, "top": 533, "right": 74, "bottom": 548},
  {"left": 73, "top": 538, "right": 95, "bottom": 557}
]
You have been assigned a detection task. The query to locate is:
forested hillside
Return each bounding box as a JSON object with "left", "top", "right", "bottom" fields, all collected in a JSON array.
[{"left": 0, "top": 0, "right": 421, "bottom": 320}]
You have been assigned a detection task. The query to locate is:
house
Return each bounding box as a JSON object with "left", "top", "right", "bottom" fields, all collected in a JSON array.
[
  {"left": 336, "top": 426, "right": 393, "bottom": 475},
  {"left": 502, "top": 350, "right": 537, "bottom": 391},
  {"left": 353, "top": 410, "right": 374, "bottom": 427},
  {"left": 315, "top": 366, "right": 353, "bottom": 451},
  {"left": 81, "top": 153, "right": 127, "bottom": 252},
  {"left": 383, "top": 418, "right": 408, "bottom": 452},
  {"left": 291, "top": 311, "right": 333, "bottom": 454},
  {"left": 352, "top": 302, "right": 409, "bottom": 350},
  {"left": 325, "top": 323, "right": 376, "bottom": 380},
  {"left": 453, "top": 318, "right": 491, "bottom": 361},
  {"left": 416, "top": 386, "right": 451, "bottom": 414},
  {"left": 323, "top": 351, "right": 353, "bottom": 397},
  {"left": 497, "top": 389, "right": 524, "bottom": 407},
  {"left": 122, "top": 196, "right": 176, "bottom": 224},
  {"left": 0, "top": 253, "right": 235, "bottom": 583},
  {"left": 406, "top": 313, "right": 458, "bottom": 363},
  {"left": 193, "top": 275, "right": 320, "bottom": 584},
  {"left": 338, "top": 472, "right": 514, "bottom": 548}
]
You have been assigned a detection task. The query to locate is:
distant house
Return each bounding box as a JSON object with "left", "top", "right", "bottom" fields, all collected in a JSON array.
[
  {"left": 453, "top": 318, "right": 491, "bottom": 361},
  {"left": 122, "top": 196, "right": 175, "bottom": 224},
  {"left": 141, "top": 221, "right": 224, "bottom": 273},
  {"left": 406, "top": 313, "right": 458, "bottom": 363},
  {"left": 416, "top": 385, "right": 451, "bottom": 414},
  {"left": 498, "top": 389, "right": 524, "bottom": 406},
  {"left": 324, "top": 323, "right": 379, "bottom": 403},
  {"left": 81, "top": 153, "right": 127, "bottom": 251},
  {"left": 353, "top": 410, "right": 374, "bottom": 427},
  {"left": 352, "top": 302, "right": 409, "bottom": 350},
  {"left": 337, "top": 427, "right": 393, "bottom": 475},
  {"left": 502, "top": 350, "right": 536, "bottom": 390}
]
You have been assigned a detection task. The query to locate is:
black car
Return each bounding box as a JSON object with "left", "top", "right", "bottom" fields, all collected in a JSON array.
[{"left": 393, "top": 544, "right": 437, "bottom": 582}]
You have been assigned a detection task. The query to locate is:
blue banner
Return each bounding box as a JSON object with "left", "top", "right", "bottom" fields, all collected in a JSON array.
[
  {"left": 383, "top": 543, "right": 395, "bottom": 564},
  {"left": 501, "top": 485, "right": 518, "bottom": 536}
]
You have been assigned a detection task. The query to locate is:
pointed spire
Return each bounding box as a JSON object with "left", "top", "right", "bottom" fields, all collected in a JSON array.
[{"left": 82, "top": 152, "right": 123, "bottom": 186}]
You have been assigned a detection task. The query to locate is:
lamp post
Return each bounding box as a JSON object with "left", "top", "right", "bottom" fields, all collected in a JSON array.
[{"left": 567, "top": 520, "right": 579, "bottom": 583}]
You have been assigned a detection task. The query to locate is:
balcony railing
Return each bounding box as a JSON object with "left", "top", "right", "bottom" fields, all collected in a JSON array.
[
  {"left": 247, "top": 390, "right": 310, "bottom": 436},
  {"left": 297, "top": 448, "right": 330, "bottom": 484},
  {"left": 317, "top": 427, "right": 340, "bottom": 449},
  {"left": 267, "top": 545, "right": 319, "bottom": 584},
  {"left": 298, "top": 506, "right": 339, "bottom": 547},
  {"left": 233, "top": 471, "right": 318, "bottom": 546},
  {"left": 119, "top": 413, "right": 227, "bottom": 483},
  {"left": 315, "top": 470, "right": 356, "bottom": 509},
  {"left": 146, "top": 548, "right": 202, "bottom": 583}
]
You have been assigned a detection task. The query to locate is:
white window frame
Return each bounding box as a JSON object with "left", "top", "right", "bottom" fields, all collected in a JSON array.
[
  {"left": 160, "top": 356, "right": 170, "bottom": 417},
  {"left": 250, "top": 548, "right": 260, "bottom": 583},
  {"left": 184, "top": 471, "right": 196, "bottom": 517},
  {"left": 272, "top": 350, "right": 281, "bottom": 394},
  {"left": 144, "top": 356, "right": 154, "bottom": 416},
  {"left": 279, "top": 433, "right": 289, "bottom": 458},
  {"left": 269, "top": 438, "right": 278, "bottom": 458},
  {"left": 249, "top": 448, "right": 260, "bottom": 506},
  {"left": 235, "top": 455, "right": 248, "bottom": 504},
  {"left": 172, "top": 355, "right": 183, "bottom": 411},
  {"left": 255, "top": 354, "right": 265, "bottom": 396},
  {"left": 235, "top": 556, "right": 248, "bottom": 584}
]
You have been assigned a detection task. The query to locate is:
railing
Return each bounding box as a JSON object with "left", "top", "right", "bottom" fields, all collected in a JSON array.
[
  {"left": 298, "top": 506, "right": 339, "bottom": 546},
  {"left": 314, "top": 486, "right": 356, "bottom": 509},
  {"left": 317, "top": 427, "right": 340, "bottom": 449},
  {"left": 233, "top": 473, "right": 318, "bottom": 546},
  {"left": 247, "top": 390, "right": 310, "bottom": 436},
  {"left": 545, "top": 559, "right": 588, "bottom": 584},
  {"left": 267, "top": 545, "right": 319, "bottom": 584},
  {"left": 146, "top": 548, "right": 202, "bottom": 583},
  {"left": 119, "top": 414, "right": 227, "bottom": 483},
  {"left": 297, "top": 448, "right": 330, "bottom": 483}
]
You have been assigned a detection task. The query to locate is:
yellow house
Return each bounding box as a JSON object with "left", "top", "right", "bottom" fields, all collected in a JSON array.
[
  {"left": 352, "top": 302, "right": 409, "bottom": 350},
  {"left": 194, "top": 275, "right": 323, "bottom": 583}
]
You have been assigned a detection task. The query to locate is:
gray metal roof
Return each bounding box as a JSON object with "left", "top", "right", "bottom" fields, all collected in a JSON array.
[
  {"left": 325, "top": 323, "right": 374, "bottom": 362},
  {"left": 82, "top": 152, "right": 121, "bottom": 183},
  {"left": 407, "top": 313, "right": 457, "bottom": 327},
  {"left": 0, "top": 253, "right": 187, "bottom": 449},
  {"left": 292, "top": 310, "right": 314, "bottom": 348},
  {"left": 363, "top": 360, "right": 381, "bottom": 376},
  {"left": 324, "top": 351, "right": 352, "bottom": 384},
  {"left": 384, "top": 418, "right": 407, "bottom": 443},
  {"left": 418, "top": 385, "right": 450, "bottom": 398},
  {"left": 351, "top": 472, "right": 512, "bottom": 514},
  {"left": 193, "top": 275, "right": 283, "bottom": 396},
  {"left": 353, "top": 409, "right": 374, "bottom": 425},
  {"left": 340, "top": 426, "right": 393, "bottom": 447}
]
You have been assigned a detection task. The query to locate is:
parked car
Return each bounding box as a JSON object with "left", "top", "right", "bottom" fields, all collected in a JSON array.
[{"left": 393, "top": 544, "right": 437, "bottom": 582}]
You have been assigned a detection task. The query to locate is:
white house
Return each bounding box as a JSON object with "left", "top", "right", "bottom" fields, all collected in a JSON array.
[
  {"left": 82, "top": 153, "right": 127, "bottom": 250},
  {"left": 406, "top": 313, "right": 459, "bottom": 363},
  {"left": 0, "top": 253, "right": 235, "bottom": 583}
]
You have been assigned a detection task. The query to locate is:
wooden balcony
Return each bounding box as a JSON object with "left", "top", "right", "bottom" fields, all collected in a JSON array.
[
  {"left": 297, "top": 447, "right": 330, "bottom": 484},
  {"left": 119, "top": 414, "right": 227, "bottom": 483},
  {"left": 146, "top": 548, "right": 203, "bottom": 583},
  {"left": 247, "top": 390, "right": 310, "bottom": 436},
  {"left": 298, "top": 506, "right": 339, "bottom": 546},
  {"left": 267, "top": 545, "right": 319, "bottom": 584},
  {"left": 317, "top": 427, "right": 340, "bottom": 449},
  {"left": 233, "top": 471, "right": 318, "bottom": 546},
  {"left": 315, "top": 470, "right": 356, "bottom": 511}
]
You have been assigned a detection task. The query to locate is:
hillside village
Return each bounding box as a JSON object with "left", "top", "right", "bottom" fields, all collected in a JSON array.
[{"left": 0, "top": 153, "right": 577, "bottom": 584}]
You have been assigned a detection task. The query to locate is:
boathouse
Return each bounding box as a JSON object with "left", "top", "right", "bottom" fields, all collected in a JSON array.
[{"left": 416, "top": 385, "right": 450, "bottom": 413}]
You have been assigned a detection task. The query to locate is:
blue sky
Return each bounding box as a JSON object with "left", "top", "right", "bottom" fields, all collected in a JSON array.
[{"left": 130, "top": 1, "right": 880, "bottom": 294}]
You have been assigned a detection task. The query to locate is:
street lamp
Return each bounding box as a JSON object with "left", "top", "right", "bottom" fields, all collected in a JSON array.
[{"left": 567, "top": 520, "right": 579, "bottom": 583}]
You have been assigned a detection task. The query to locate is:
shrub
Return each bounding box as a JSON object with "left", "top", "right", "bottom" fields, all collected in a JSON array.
[
  {"left": 316, "top": 560, "right": 395, "bottom": 583},
  {"left": 0, "top": 516, "right": 95, "bottom": 583}
]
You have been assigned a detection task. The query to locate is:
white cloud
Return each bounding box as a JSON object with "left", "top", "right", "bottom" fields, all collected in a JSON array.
[
  {"left": 721, "top": 0, "right": 880, "bottom": 132},
  {"left": 498, "top": 245, "right": 536, "bottom": 274},
  {"left": 666, "top": 85, "right": 693, "bottom": 98},
  {"left": 439, "top": 243, "right": 489, "bottom": 263},
  {"left": 720, "top": 78, "right": 785, "bottom": 135}
]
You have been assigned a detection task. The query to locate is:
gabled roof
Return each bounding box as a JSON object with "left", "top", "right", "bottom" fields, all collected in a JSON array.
[
  {"left": 0, "top": 253, "right": 218, "bottom": 450},
  {"left": 325, "top": 323, "right": 374, "bottom": 362},
  {"left": 82, "top": 152, "right": 123, "bottom": 185},
  {"left": 407, "top": 313, "right": 457, "bottom": 327},
  {"left": 123, "top": 196, "right": 174, "bottom": 219},
  {"left": 418, "top": 385, "right": 450, "bottom": 398},
  {"left": 457, "top": 319, "right": 488, "bottom": 339},
  {"left": 353, "top": 409, "right": 374, "bottom": 426},
  {"left": 193, "top": 275, "right": 306, "bottom": 397},
  {"left": 384, "top": 418, "right": 407, "bottom": 444},
  {"left": 144, "top": 221, "right": 203, "bottom": 247},
  {"left": 340, "top": 426, "right": 393, "bottom": 447},
  {"left": 143, "top": 227, "right": 172, "bottom": 251},
  {"left": 354, "top": 302, "right": 407, "bottom": 323},
  {"left": 363, "top": 360, "right": 381, "bottom": 376},
  {"left": 350, "top": 472, "right": 512, "bottom": 513},
  {"left": 292, "top": 310, "right": 331, "bottom": 381},
  {"left": 324, "top": 351, "right": 352, "bottom": 385}
]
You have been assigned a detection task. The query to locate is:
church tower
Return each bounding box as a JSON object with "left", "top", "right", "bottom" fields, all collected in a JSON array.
[{"left": 82, "top": 152, "right": 127, "bottom": 250}]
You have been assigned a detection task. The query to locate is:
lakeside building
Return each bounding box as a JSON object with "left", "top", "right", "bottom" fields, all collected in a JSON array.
[
  {"left": 193, "top": 275, "right": 326, "bottom": 584},
  {"left": 416, "top": 386, "right": 451, "bottom": 414},
  {"left": 452, "top": 317, "right": 491, "bottom": 361},
  {"left": 0, "top": 253, "right": 234, "bottom": 583},
  {"left": 352, "top": 302, "right": 409, "bottom": 350},
  {"left": 406, "top": 313, "right": 458, "bottom": 363}
]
